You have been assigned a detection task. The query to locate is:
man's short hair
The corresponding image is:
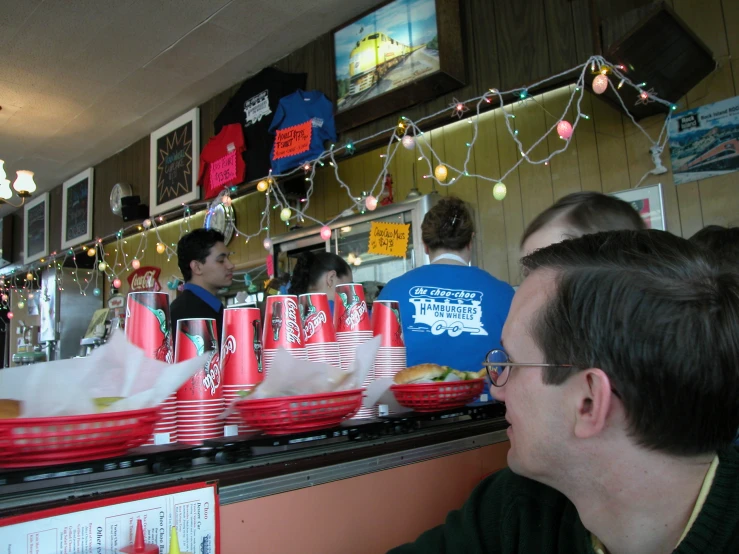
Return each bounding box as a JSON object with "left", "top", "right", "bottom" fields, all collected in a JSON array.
[
  {"left": 521, "top": 191, "right": 646, "bottom": 247},
  {"left": 177, "top": 229, "right": 225, "bottom": 282},
  {"left": 689, "top": 225, "right": 739, "bottom": 272},
  {"left": 521, "top": 229, "right": 739, "bottom": 456}
]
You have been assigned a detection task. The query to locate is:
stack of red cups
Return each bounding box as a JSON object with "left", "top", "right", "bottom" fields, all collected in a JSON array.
[
  {"left": 333, "top": 283, "right": 374, "bottom": 419},
  {"left": 261, "top": 295, "right": 307, "bottom": 373},
  {"left": 174, "top": 318, "right": 223, "bottom": 444},
  {"left": 220, "top": 307, "right": 263, "bottom": 435},
  {"left": 299, "top": 293, "right": 340, "bottom": 369},
  {"left": 125, "top": 291, "right": 176, "bottom": 445},
  {"left": 372, "top": 300, "right": 408, "bottom": 415}
]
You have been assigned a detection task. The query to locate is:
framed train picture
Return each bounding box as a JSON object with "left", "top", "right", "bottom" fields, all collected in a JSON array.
[
  {"left": 332, "top": 0, "right": 465, "bottom": 131},
  {"left": 149, "top": 108, "right": 200, "bottom": 216}
]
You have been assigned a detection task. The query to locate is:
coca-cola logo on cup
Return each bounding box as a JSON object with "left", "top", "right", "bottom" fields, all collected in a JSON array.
[
  {"left": 303, "top": 310, "right": 327, "bottom": 341},
  {"left": 221, "top": 334, "right": 236, "bottom": 367},
  {"left": 285, "top": 298, "right": 301, "bottom": 344},
  {"left": 127, "top": 266, "right": 162, "bottom": 292},
  {"left": 202, "top": 351, "right": 221, "bottom": 395},
  {"left": 342, "top": 301, "right": 368, "bottom": 331}
]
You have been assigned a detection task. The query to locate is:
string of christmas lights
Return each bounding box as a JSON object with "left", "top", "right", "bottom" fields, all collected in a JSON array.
[{"left": 0, "top": 54, "right": 678, "bottom": 306}]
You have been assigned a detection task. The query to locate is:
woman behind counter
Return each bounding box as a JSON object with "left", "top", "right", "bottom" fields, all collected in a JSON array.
[
  {"left": 377, "top": 196, "right": 514, "bottom": 371},
  {"left": 289, "top": 251, "right": 353, "bottom": 314}
]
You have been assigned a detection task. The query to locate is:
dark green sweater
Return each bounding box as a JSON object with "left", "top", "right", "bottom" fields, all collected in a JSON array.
[{"left": 389, "top": 447, "right": 739, "bottom": 554}]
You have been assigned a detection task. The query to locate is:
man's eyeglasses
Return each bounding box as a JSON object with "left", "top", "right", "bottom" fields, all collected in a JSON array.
[
  {"left": 483, "top": 349, "right": 621, "bottom": 398},
  {"left": 483, "top": 349, "right": 573, "bottom": 387}
]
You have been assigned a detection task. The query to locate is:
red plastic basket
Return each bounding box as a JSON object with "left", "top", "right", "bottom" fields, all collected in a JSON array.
[
  {"left": 234, "top": 389, "right": 364, "bottom": 435},
  {"left": 0, "top": 407, "right": 161, "bottom": 468},
  {"left": 391, "top": 379, "right": 485, "bottom": 412}
]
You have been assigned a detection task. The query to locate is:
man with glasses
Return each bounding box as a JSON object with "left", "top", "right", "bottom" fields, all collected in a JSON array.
[{"left": 389, "top": 229, "right": 739, "bottom": 554}]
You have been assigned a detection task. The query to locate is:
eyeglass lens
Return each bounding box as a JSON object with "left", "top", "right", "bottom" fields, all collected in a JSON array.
[{"left": 486, "top": 349, "right": 510, "bottom": 386}]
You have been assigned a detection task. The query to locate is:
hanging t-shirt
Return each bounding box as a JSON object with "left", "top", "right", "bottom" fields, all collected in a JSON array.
[
  {"left": 213, "top": 67, "right": 307, "bottom": 182},
  {"left": 197, "top": 123, "right": 245, "bottom": 199},
  {"left": 268, "top": 90, "right": 337, "bottom": 174},
  {"left": 376, "top": 264, "right": 514, "bottom": 371}
]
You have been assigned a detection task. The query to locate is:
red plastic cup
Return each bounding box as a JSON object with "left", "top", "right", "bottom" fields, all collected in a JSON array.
[
  {"left": 221, "top": 307, "right": 264, "bottom": 387},
  {"left": 372, "top": 300, "right": 405, "bottom": 347},
  {"left": 175, "top": 318, "right": 222, "bottom": 401},
  {"left": 262, "top": 295, "right": 304, "bottom": 350},
  {"left": 333, "top": 284, "right": 371, "bottom": 333},
  {"left": 125, "top": 292, "right": 172, "bottom": 362},
  {"left": 299, "top": 293, "right": 337, "bottom": 345}
]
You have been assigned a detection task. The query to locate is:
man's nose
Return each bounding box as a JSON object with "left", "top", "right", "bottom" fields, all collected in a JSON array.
[{"left": 489, "top": 380, "right": 506, "bottom": 403}]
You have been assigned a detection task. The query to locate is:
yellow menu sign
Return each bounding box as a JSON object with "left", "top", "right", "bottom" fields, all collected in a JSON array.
[{"left": 368, "top": 221, "right": 411, "bottom": 258}]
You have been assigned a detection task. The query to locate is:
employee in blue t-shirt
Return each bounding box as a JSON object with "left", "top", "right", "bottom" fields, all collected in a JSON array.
[{"left": 377, "top": 196, "right": 514, "bottom": 372}]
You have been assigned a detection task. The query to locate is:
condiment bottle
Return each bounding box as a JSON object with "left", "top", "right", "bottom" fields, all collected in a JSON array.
[{"left": 121, "top": 519, "right": 159, "bottom": 554}]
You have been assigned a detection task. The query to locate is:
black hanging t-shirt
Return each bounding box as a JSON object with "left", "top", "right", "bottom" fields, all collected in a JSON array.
[{"left": 213, "top": 67, "right": 307, "bottom": 183}]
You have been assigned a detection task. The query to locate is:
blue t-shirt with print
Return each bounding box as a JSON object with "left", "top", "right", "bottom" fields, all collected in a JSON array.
[
  {"left": 268, "top": 90, "right": 336, "bottom": 174},
  {"left": 376, "top": 265, "right": 514, "bottom": 372}
]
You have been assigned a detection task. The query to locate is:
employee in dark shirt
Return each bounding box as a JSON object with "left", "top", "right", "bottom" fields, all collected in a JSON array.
[{"left": 170, "top": 229, "right": 234, "bottom": 346}]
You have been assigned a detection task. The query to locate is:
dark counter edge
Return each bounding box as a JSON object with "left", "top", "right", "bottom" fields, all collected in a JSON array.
[{"left": 0, "top": 416, "right": 509, "bottom": 518}]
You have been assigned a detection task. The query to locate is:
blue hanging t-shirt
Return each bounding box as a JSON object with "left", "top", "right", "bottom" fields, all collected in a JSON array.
[
  {"left": 268, "top": 90, "right": 337, "bottom": 174},
  {"left": 376, "top": 264, "right": 515, "bottom": 371}
]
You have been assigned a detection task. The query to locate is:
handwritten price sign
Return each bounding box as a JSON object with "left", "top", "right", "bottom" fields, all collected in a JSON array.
[
  {"left": 209, "top": 150, "right": 237, "bottom": 187},
  {"left": 368, "top": 222, "right": 411, "bottom": 258}
]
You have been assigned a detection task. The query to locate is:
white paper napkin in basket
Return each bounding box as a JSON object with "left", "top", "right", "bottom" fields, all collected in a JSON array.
[{"left": 0, "top": 332, "right": 208, "bottom": 417}]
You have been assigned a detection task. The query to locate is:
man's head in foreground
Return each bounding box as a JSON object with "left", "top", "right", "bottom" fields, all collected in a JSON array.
[{"left": 492, "top": 229, "right": 739, "bottom": 482}]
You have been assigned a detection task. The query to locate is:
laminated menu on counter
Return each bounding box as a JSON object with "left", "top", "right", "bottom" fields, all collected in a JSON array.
[
  {"left": 0, "top": 482, "right": 218, "bottom": 554},
  {"left": 213, "top": 67, "right": 307, "bottom": 182},
  {"left": 269, "top": 90, "right": 337, "bottom": 174}
]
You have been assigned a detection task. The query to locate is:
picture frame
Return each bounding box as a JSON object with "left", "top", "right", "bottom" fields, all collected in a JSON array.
[
  {"left": 61, "top": 167, "right": 94, "bottom": 250},
  {"left": 610, "top": 183, "right": 666, "bottom": 231},
  {"left": 331, "top": 0, "right": 465, "bottom": 132},
  {"left": 149, "top": 107, "right": 200, "bottom": 216},
  {"left": 23, "top": 192, "right": 49, "bottom": 264}
]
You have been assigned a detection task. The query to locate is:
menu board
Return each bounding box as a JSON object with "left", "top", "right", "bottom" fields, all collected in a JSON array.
[
  {"left": 156, "top": 121, "right": 194, "bottom": 205},
  {"left": 26, "top": 201, "right": 46, "bottom": 258},
  {"left": 0, "top": 482, "right": 218, "bottom": 554},
  {"left": 65, "top": 178, "right": 89, "bottom": 243}
]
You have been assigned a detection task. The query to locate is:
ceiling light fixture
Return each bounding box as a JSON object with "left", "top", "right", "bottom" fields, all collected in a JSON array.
[{"left": 0, "top": 161, "right": 36, "bottom": 207}]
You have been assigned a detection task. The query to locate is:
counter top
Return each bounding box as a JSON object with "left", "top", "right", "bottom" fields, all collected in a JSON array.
[{"left": 0, "top": 405, "right": 508, "bottom": 518}]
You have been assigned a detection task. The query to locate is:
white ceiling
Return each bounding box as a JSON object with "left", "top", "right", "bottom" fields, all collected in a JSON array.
[{"left": 0, "top": 0, "right": 383, "bottom": 216}]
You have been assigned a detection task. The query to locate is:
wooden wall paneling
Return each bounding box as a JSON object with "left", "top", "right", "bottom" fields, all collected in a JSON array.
[
  {"left": 362, "top": 143, "right": 385, "bottom": 200},
  {"left": 493, "top": 0, "right": 550, "bottom": 90},
  {"left": 570, "top": 0, "right": 595, "bottom": 61},
  {"left": 590, "top": 95, "right": 629, "bottom": 193},
  {"left": 722, "top": 0, "right": 739, "bottom": 49},
  {"left": 514, "top": 97, "right": 554, "bottom": 228},
  {"left": 320, "top": 164, "right": 340, "bottom": 225},
  {"left": 471, "top": 112, "right": 510, "bottom": 282},
  {"left": 306, "top": 164, "right": 326, "bottom": 224},
  {"left": 572, "top": 90, "right": 603, "bottom": 192},
  {"left": 48, "top": 185, "right": 62, "bottom": 255},
  {"left": 543, "top": 86, "right": 582, "bottom": 200},
  {"left": 673, "top": 0, "right": 729, "bottom": 59},
  {"left": 334, "top": 154, "right": 362, "bottom": 214},
  {"left": 622, "top": 112, "right": 683, "bottom": 235},
  {"left": 495, "top": 106, "right": 525, "bottom": 285},
  {"left": 543, "top": 0, "right": 580, "bottom": 74},
  {"left": 393, "top": 138, "right": 416, "bottom": 202},
  {"left": 441, "top": 119, "right": 479, "bottom": 260},
  {"left": 427, "top": 126, "right": 448, "bottom": 197}
]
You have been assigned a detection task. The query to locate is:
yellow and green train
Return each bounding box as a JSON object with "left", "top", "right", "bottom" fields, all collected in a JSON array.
[{"left": 348, "top": 32, "right": 416, "bottom": 95}]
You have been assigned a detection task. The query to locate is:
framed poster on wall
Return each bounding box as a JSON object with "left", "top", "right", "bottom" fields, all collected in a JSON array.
[
  {"left": 150, "top": 108, "right": 200, "bottom": 216},
  {"left": 331, "top": 0, "right": 465, "bottom": 131},
  {"left": 610, "top": 183, "right": 665, "bottom": 231},
  {"left": 23, "top": 192, "right": 49, "bottom": 264},
  {"left": 61, "top": 167, "right": 94, "bottom": 250}
]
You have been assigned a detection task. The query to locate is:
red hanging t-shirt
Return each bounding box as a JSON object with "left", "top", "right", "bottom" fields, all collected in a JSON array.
[{"left": 198, "top": 123, "right": 246, "bottom": 199}]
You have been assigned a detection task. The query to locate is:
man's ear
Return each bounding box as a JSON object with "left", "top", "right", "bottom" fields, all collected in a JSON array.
[
  {"left": 573, "top": 369, "right": 614, "bottom": 440},
  {"left": 189, "top": 259, "right": 202, "bottom": 277}
]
